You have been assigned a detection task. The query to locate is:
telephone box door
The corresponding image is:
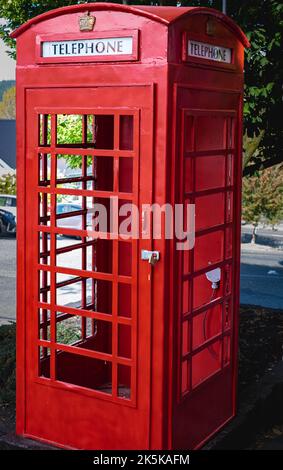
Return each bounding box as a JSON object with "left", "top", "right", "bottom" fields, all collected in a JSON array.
[
  {"left": 23, "top": 85, "right": 153, "bottom": 449},
  {"left": 173, "top": 86, "right": 241, "bottom": 449}
]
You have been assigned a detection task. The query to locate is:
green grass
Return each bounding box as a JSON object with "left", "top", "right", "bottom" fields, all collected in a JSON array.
[
  {"left": 0, "top": 323, "right": 16, "bottom": 406},
  {"left": 0, "top": 320, "right": 81, "bottom": 409}
]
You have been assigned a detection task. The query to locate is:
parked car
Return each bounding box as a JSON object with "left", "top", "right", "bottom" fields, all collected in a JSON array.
[
  {"left": 0, "top": 194, "right": 17, "bottom": 219},
  {"left": 56, "top": 203, "right": 92, "bottom": 231},
  {"left": 0, "top": 208, "right": 16, "bottom": 234}
]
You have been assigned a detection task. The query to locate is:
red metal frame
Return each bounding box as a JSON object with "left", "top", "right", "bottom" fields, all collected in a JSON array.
[{"left": 13, "top": 3, "right": 249, "bottom": 450}]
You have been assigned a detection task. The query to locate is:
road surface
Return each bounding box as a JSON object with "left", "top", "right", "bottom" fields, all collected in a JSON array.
[
  {"left": 240, "top": 245, "right": 283, "bottom": 309},
  {"left": 0, "top": 235, "right": 16, "bottom": 325}
]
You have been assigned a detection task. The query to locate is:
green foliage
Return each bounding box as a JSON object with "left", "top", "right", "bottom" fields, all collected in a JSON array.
[
  {"left": 56, "top": 114, "right": 92, "bottom": 168},
  {"left": 0, "top": 86, "right": 16, "bottom": 119},
  {"left": 0, "top": 80, "right": 15, "bottom": 101},
  {"left": 0, "top": 1, "right": 92, "bottom": 59},
  {"left": 0, "top": 173, "right": 16, "bottom": 195},
  {"left": 0, "top": 323, "right": 16, "bottom": 406},
  {"left": 56, "top": 322, "right": 81, "bottom": 345},
  {"left": 242, "top": 166, "right": 283, "bottom": 230}
]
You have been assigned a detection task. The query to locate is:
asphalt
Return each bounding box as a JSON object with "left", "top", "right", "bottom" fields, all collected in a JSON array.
[
  {"left": 241, "top": 245, "right": 283, "bottom": 309},
  {"left": 0, "top": 235, "right": 16, "bottom": 325}
]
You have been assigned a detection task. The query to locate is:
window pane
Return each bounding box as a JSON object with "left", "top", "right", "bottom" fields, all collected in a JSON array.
[
  {"left": 119, "top": 115, "right": 133, "bottom": 150},
  {"left": 39, "top": 347, "right": 50, "bottom": 378},
  {"left": 56, "top": 351, "right": 112, "bottom": 394},
  {"left": 118, "top": 364, "right": 131, "bottom": 399}
]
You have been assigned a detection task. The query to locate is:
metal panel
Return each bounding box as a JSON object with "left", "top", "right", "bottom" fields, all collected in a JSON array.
[{"left": 171, "top": 86, "right": 242, "bottom": 449}]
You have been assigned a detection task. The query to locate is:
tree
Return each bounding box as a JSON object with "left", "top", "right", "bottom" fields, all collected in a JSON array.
[
  {"left": 0, "top": 80, "right": 15, "bottom": 101},
  {"left": 56, "top": 114, "right": 92, "bottom": 168},
  {"left": 0, "top": 0, "right": 282, "bottom": 175},
  {"left": 0, "top": 86, "right": 15, "bottom": 119},
  {"left": 0, "top": 173, "right": 16, "bottom": 195},
  {"left": 242, "top": 166, "right": 283, "bottom": 243}
]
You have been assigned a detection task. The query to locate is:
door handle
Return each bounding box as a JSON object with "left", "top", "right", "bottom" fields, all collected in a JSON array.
[{"left": 141, "top": 250, "right": 160, "bottom": 266}]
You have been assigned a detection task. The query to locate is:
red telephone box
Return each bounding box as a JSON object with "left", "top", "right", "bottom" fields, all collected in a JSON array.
[{"left": 13, "top": 4, "right": 249, "bottom": 449}]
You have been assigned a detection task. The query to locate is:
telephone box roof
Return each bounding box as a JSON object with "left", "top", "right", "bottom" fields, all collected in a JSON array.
[{"left": 11, "top": 3, "right": 250, "bottom": 47}]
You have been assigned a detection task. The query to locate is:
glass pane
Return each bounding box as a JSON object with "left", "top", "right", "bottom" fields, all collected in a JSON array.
[
  {"left": 95, "top": 156, "right": 114, "bottom": 191},
  {"left": 39, "top": 347, "right": 50, "bottom": 378},
  {"left": 39, "top": 192, "right": 51, "bottom": 226},
  {"left": 119, "top": 115, "right": 133, "bottom": 150},
  {"left": 56, "top": 154, "right": 93, "bottom": 190},
  {"left": 118, "top": 324, "right": 131, "bottom": 359},
  {"left": 39, "top": 270, "right": 51, "bottom": 304},
  {"left": 56, "top": 351, "right": 112, "bottom": 394},
  {"left": 118, "top": 364, "right": 131, "bottom": 399},
  {"left": 39, "top": 153, "right": 51, "bottom": 187},
  {"left": 118, "top": 242, "right": 132, "bottom": 276},
  {"left": 39, "top": 308, "right": 51, "bottom": 341},
  {"left": 119, "top": 157, "right": 133, "bottom": 193},
  {"left": 56, "top": 236, "right": 113, "bottom": 274},
  {"left": 56, "top": 313, "right": 112, "bottom": 354},
  {"left": 38, "top": 232, "right": 50, "bottom": 265},
  {"left": 118, "top": 284, "right": 131, "bottom": 318},
  {"left": 56, "top": 114, "right": 83, "bottom": 145},
  {"left": 39, "top": 114, "right": 51, "bottom": 146},
  {"left": 95, "top": 115, "right": 114, "bottom": 150},
  {"left": 56, "top": 195, "right": 83, "bottom": 231},
  {"left": 56, "top": 273, "right": 112, "bottom": 314}
]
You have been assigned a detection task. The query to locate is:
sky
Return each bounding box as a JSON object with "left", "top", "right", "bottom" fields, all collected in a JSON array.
[
  {"left": 0, "top": 39, "right": 15, "bottom": 80},
  {"left": 0, "top": 19, "right": 15, "bottom": 80}
]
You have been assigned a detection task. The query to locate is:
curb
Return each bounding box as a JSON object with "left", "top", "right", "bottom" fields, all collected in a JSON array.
[
  {"left": 241, "top": 233, "right": 283, "bottom": 250},
  {"left": 0, "top": 433, "right": 57, "bottom": 450}
]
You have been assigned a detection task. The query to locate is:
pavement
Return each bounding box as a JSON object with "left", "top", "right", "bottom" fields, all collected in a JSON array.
[
  {"left": 241, "top": 223, "right": 283, "bottom": 249},
  {"left": 0, "top": 234, "right": 282, "bottom": 325},
  {"left": 0, "top": 235, "right": 16, "bottom": 325}
]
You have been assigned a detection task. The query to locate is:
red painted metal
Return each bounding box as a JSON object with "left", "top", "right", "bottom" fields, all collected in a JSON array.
[{"left": 13, "top": 3, "right": 249, "bottom": 450}]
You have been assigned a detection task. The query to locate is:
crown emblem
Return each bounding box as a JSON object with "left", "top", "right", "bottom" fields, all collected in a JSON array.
[
  {"left": 79, "top": 11, "right": 96, "bottom": 32},
  {"left": 206, "top": 17, "right": 216, "bottom": 36}
]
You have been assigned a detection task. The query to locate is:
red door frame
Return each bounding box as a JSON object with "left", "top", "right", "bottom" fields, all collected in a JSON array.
[{"left": 17, "top": 84, "right": 155, "bottom": 449}]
